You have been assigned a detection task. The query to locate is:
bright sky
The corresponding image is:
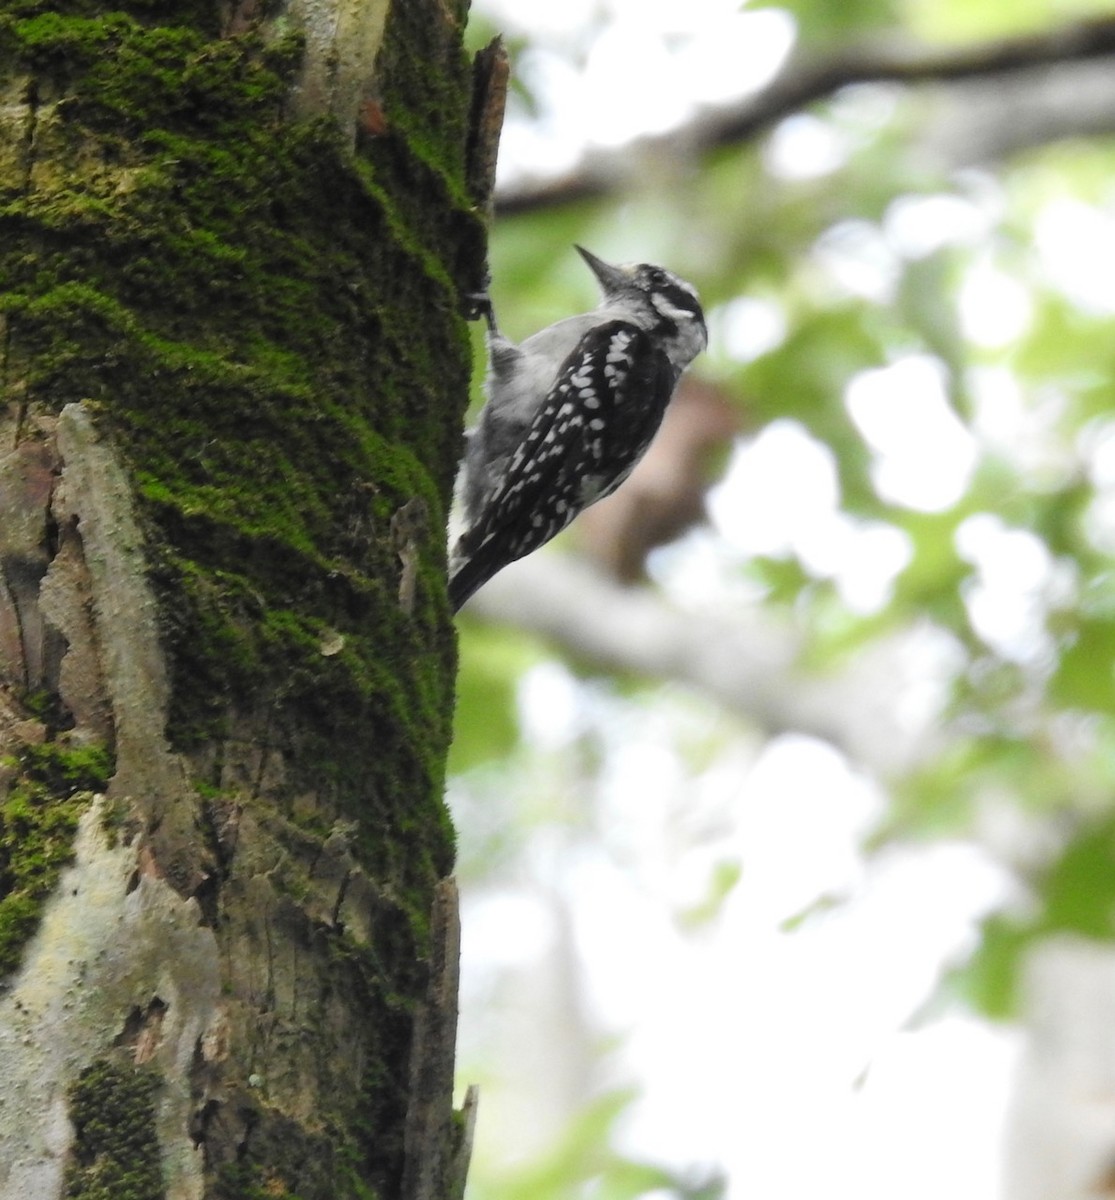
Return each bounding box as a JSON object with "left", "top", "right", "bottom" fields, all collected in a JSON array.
[
  {"left": 482, "top": 0, "right": 794, "bottom": 178},
  {"left": 571, "top": 734, "right": 1017, "bottom": 1200},
  {"left": 459, "top": 2, "right": 1114, "bottom": 1196},
  {"left": 457, "top": 701, "right": 1021, "bottom": 1200}
]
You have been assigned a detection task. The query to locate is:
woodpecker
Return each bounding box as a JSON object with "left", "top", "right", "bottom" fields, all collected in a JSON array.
[{"left": 449, "top": 246, "right": 707, "bottom": 611}]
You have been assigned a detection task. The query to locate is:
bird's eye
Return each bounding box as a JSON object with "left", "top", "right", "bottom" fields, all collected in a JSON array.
[{"left": 646, "top": 267, "right": 667, "bottom": 286}]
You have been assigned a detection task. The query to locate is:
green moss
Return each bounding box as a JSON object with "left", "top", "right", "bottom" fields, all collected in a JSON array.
[
  {"left": 0, "top": 3, "right": 225, "bottom": 51},
  {"left": 214, "top": 1163, "right": 304, "bottom": 1200},
  {"left": 0, "top": 740, "right": 113, "bottom": 978},
  {"left": 66, "top": 1059, "right": 164, "bottom": 1200},
  {"left": 0, "top": 14, "right": 466, "bottom": 852},
  {"left": 20, "top": 741, "right": 113, "bottom": 791}
]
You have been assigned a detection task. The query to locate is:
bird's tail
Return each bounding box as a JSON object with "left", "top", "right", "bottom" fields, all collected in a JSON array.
[{"left": 448, "top": 553, "right": 491, "bottom": 612}]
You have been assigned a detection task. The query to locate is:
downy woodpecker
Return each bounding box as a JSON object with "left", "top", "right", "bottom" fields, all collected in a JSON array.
[{"left": 449, "top": 246, "right": 707, "bottom": 611}]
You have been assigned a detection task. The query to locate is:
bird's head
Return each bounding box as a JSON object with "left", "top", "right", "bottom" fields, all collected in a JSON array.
[{"left": 576, "top": 245, "right": 708, "bottom": 370}]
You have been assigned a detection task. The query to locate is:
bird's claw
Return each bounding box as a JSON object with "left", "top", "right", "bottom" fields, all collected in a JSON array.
[{"left": 463, "top": 289, "right": 499, "bottom": 335}]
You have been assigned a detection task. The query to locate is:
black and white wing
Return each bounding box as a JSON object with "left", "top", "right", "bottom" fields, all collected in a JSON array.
[{"left": 449, "top": 320, "right": 675, "bottom": 611}]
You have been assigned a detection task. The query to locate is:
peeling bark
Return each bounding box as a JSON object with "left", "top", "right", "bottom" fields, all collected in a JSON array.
[
  {"left": 1, "top": 796, "right": 222, "bottom": 1200},
  {"left": 0, "top": 403, "right": 221, "bottom": 1196}
]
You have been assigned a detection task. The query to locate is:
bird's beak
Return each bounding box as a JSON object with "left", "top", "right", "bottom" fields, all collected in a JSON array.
[{"left": 575, "top": 245, "right": 631, "bottom": 295}]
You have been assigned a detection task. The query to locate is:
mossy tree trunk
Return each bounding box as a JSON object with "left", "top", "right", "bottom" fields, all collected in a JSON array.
[{"left": 0, "top": 2, "right": 494, "bottom": 1197}]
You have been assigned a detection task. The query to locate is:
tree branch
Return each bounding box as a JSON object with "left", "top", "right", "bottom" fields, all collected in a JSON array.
[
  {"left": 462, "top": 553, "right": 949, "bottom": 778},
  {"left": 495, "top": 15, "right": 1115, "bottom": 215}
]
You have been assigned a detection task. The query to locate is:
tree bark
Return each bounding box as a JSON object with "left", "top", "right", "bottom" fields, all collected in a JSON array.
[{"left": 0, "top": 2, "right": 489, "bottom": 1197}]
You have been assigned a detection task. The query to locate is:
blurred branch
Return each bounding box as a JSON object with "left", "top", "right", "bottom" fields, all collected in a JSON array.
[
  {"left": 463, "top": 553, "right": 948, "bottom": 777},
  {"left": 495, "top": 15, "right": 1115, "bottom": 215},
  {"left": 926, "top": 54, "right": 1115, "bottom": 165}
]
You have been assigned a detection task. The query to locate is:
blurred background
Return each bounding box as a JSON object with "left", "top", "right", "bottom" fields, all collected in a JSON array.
[{"left": 450, "top": 2, "right": 1115, "bottom": 1197}]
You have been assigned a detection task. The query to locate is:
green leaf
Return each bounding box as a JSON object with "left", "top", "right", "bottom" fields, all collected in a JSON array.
[
  {"left": 747, "top": 554, "right": 813, "bottom": 603},
  {"left": 1041, "top": 816, "right": 1115, "bottom": 939},
  {"left": 950, "top": 814, "right": 1115, "bottom": 1019},
  {"left": 944, "top": 912, "right": 1032, "bottom": 1019},
  {"left": 450, "top": 625, "right": 542, "bottom": 773},
  {"left": 879, "top": 740, "right": 981, "bottom": 841},
  {"left": 909, "top": 0, "right": 1112, "bottom": 43},
  {"left": 890, "top": 506, "right": 971, "bottom": 621},
  {"left": 778, "top": 0, "right": 900, "bottom": 43},
  {"left": 679, "top": 859, "right": 743, "bottom": 930},
  {"left": 1050, "top": 618, "right": 1115, "bottom": 712},
  {"left": 743, "top": 304, "right": 885, "bottom": 429}
]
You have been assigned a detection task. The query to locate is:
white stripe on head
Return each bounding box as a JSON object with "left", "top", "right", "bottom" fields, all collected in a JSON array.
[{"left": 651, "top": 292, "right": 700, "bottom": 324}]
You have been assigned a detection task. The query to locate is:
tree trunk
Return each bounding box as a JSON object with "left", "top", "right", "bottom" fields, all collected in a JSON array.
[
  {"left": 1004, "top": 937, "right": 1115, "bottom": 1200},
  {"left": 0, "top": 3, "right": 493, "bottom": 1197}
]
